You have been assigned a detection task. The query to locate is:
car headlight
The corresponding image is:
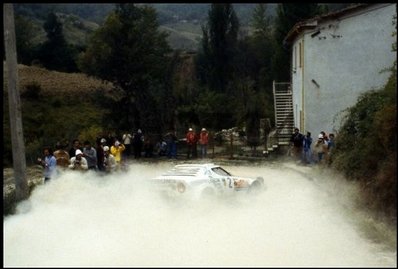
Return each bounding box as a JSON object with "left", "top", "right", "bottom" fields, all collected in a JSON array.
[{"left": 176, "top": 182, "right": 186, "bottom": 193}]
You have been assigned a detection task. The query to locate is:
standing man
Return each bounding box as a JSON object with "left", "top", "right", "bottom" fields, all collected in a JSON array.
[
  {"left": 314, "top": 134, "right": 327, "bottom": 164},
  {"left": 326, "top": 133, "right": 336, "bottom": 164},
  {"left": 103, "top": 146, "right": 117, "bottom": 173},
  {"left": 111, "top": 140, "right": 125, "bottom": 169},
  {"left": 290, "top": 128, "right": 304, "bottom": 161},
  {"left": 96, "top": 138, "right": 106, "bottom": 172},
  {"left": 199, "top": 128, "right": 209, "bottom": 158},
  {"left": 302, "top": 131, "right": 313, "bottom": 164},
  {"left": 186, "top": 128, "right": 196, "bottom": 159},
  {"left": 132, "top": 129, "right": 143, "bottom": 159},
  {"left": 69, "top": 139, "right": 82, "bottom": 158},
  {"left": 53, "top": 141, "right": 70, "bottom": 169},
  {"left": 122, "top": 131, "right": 132, "bottom": 158},
  {"left": 166, "top": 130, "right": 177, "bottom": 159},
  {"left": 83, "top": 140, "right": 97, "bottom": 170},
  {"left": 37, "top": 147, "right": 57, "bottom": 183}
]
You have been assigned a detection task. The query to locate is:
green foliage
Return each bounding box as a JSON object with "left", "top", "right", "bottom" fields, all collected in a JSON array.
[
  {"left": 78, "top": 125, "right": 103, "bottom": 144},
  {"left": 192, "top": 4, "right": 241, "bottom": 129},
  {"left": 193, "top": 3, "right": 277, "bottom": 130},
  {"left": 251, "top": 4, "right": 272, "bottom": 37},
  {"left": 25, "top": 139, "right": 42, "bottom": 164},
  {"left": 3, "top": 86, "right": 109, "bottom": 166},
  {"left": 38, "top": 12, "right": 78, "bottom": 72},
  {"left": 78, "top": 4, "right": 172, "bottom": 133},
  {"left": 272, "top": 4, "right": 320, "bottom": 82},
  {"left": 194, "top": 89, "right": 235, "bottom": 129},
  {"left": 15, "top": 15, "right": 37, "bottom": 65},
  {"left": 197, "top": 4, "right": 239, "bottom": 93},
  {"left": 332, "top": 63, "right": 397, "bottom": 218}
]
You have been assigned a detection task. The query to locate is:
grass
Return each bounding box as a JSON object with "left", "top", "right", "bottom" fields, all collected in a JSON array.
[
  {"left": 16, "top": 64, "right": 113, "bottom": 95},
  {"left": 3, "top": 64, "right": 116, "bottom": 167}
]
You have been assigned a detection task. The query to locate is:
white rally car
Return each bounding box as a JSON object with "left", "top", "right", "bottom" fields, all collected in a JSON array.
[{"left": 150, "top": 163, "right": 265, "bottom": 199}]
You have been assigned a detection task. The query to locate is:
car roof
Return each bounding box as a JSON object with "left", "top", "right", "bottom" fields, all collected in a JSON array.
[
  {"left": 174, "top": 163, "right": 217, "bottom": 169},
  {"left": 162, "top": 163, "right": 218, "bottom": 177}
]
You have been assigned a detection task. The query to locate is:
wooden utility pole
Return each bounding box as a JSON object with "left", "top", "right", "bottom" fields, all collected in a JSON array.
[{"left": 4, "top": 3, "right": 29, "bottom": 201}]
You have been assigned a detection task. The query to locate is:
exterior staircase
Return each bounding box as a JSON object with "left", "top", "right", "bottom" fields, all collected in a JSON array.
[{"left": 266, "top": 81, "right": 294, "bottom": 153}]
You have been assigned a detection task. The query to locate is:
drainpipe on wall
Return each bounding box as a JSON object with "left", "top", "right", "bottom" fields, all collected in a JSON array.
[{"left": 301, "top": 37, "right": 305, "bottom": 132}]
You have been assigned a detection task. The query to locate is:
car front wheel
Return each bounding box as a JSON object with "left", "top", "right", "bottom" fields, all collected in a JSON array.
[{"left": 247, "top": 180, "right": 262, "bottom": 195}]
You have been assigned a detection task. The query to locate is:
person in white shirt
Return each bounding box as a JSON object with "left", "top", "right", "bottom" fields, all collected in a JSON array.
[
  {"left": 122, "top": 132, "right": 132, "bottom": 158},
  {"left": 68, "top": 149, "right": 88, "bottom": 170},
  {"left": 103, "top": 146, "right": 116, "bottom": 173}
]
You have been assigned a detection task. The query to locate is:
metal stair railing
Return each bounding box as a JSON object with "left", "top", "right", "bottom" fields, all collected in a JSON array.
[{"left": 272, "top": 81, "right": 294, "bottom": 146}]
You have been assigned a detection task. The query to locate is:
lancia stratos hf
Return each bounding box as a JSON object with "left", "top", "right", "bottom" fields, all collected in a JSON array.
[{"left": 149, "top": 163, "right": 265, "bottom": 200}]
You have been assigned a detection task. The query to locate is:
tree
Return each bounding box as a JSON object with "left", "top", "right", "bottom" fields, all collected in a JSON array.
[
  {"left": 271, "top": 4, "right": 320, "bottom": 82},
  {"left": 197, "top": 3, "right": 239, "bottom": 93},
  {"left": 14, "top": 15, "right": 36, "bottom": 65},
  {"left": 226, "top": 4, "right": 274, "bottom": 129},
  {"left": 38, "top": 12, "right": 77, "bottom": 72},
  {"left": 251, "top": 4, "right": 272, "bottom": 37},
  {"left": 78, "top": 4, "right": 172, "bottom": 133},
  {"left": 248, "top": 4, "right": 274, "bottom": 89},
  {"left": 191, "top": 4, "right": 241, "bottom": 129}
]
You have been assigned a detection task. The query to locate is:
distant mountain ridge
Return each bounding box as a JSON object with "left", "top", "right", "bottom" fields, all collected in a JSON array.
[
  {"left": 14, "top": 3, "right": 274, "bottom": 25},
  {"left": 14, "top": 3, "right": 276, "bottom": 51},
  {"left": 13, "top": 4, "right": 350, "bottom": 51}
]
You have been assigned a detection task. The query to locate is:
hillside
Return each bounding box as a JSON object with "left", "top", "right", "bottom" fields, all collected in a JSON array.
[
  {"left": 13, "top": 3, "right": 351, "bottom": 51},
  {"left": 3, "top": 64, "right": 117, "bottom": 167},
  {"left": 160, "top": 23, "right": 202, "bottom": 51},
  {"left": 15, "top": 64, "right": 114, "bottom": 97}
]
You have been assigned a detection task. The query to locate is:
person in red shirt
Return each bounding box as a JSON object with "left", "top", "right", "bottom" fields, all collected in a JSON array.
[
  {"left": 199, "top": 128, "right": 209, "bottom": 158},
  {"left": 186, "top": 128, "right": 196, "bottom": 159}
]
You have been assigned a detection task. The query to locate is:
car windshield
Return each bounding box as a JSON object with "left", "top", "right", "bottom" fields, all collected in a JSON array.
[{"left": 211, "top": 167, "right": 232, "bottom": 176}]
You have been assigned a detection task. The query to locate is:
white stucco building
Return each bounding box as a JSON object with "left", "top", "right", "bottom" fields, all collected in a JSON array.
[{"left": 284, "top": 3, "right": 396, "bottom": 136}]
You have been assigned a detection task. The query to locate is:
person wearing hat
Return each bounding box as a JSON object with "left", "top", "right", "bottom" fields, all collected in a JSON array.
[
  {"left": 103, "top": 146, "right": 116, "bottom": 173},
  {"left": 199, "top": 128, "right": 209, "bottom": 158},
  {"left": 122, "top": 131, "right": 133, "bottom": 158},
  {"left": 110, "top": 140, "right": 125, "bottom": 167},
  {"left": 313, "top": 133, "right": 328, "bottom": 164},
  {"left": 186, "top": 127, "right": 196, "bottom": 159},
  {"left": 96, "top": 138, "right": 106, "bottom": 172},
  {"left": 68, "top": 149, "right": 88, "bottom": 170}
]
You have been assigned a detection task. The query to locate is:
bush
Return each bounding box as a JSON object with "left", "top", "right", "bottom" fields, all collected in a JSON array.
[
  {"left": 25, "top": 139, "right": 42, "bottom": 165},
  {"left": 331, "top": 64, "right": 396, "bottom": 221},
  {"left": 78, "top": 125, "right": 103, "bottom": 144},
  {"left": 21, "top": 81, "right": 41, "bottom": 99}
]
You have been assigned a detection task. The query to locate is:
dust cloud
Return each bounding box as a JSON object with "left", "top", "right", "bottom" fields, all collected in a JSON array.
[{"left": 3, "top": 161, "right": 397, "bottom": 267}]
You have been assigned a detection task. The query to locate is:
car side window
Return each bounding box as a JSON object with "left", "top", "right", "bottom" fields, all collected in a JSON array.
[{"left": 211, "top": 167, "right": 232, "bottom": 176}]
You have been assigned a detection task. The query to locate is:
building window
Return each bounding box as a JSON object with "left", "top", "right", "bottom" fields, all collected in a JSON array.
[
  {"left": 299, "top": 42, "right": 303, "bottom": 68},
  {"left": 295, "top": 45, "right": 297, "bottom": 70},
  {"left": 293, "top": 45, "right": 297, "bottom": 73}
]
